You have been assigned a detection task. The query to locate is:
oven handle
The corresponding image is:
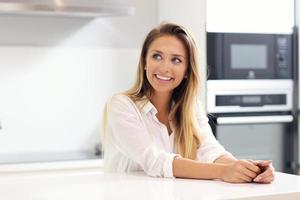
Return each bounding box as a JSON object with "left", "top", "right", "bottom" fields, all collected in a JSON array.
[{"left": 216, "top": 115, "right": 294, "bottom": 124}]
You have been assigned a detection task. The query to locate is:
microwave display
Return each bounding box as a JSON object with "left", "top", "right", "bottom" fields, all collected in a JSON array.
[
  {"left": 242, "top": 96, "right": 261, "bottom": 104},
  {"left": 207, "top": 32, "right": 293, "bottom": 79},
  {"left": 216, "top": 94, "right": 286, "bottom": 107},
  {"left": 231, "top": 44, "right": 267, "bottom": 69}
]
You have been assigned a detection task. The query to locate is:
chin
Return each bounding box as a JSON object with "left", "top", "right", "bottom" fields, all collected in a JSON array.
[{"left": 152, "top": 87, "right": 174, "bottom": 94}]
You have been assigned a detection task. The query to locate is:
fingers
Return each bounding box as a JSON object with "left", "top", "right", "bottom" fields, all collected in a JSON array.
[
  {"left": 242, "top": 160, "right": 261, "bottom": 174},
  {"left": 253, "top": 164, "right": 275, "bottom": 183},
  {"left": 238, "top": 173, "right": 253, "bottom": 182},
  {"left": 243, "top": 169, "right": 258, "bottom": 180},
  {"left": 254, "top": 173, "right": 275, "bottom": 183},
  {"left": 250, "top": 159, "right": 274, "bottom": 172},
  {"left": 238, "top": 160, "right": 261, "bottom": 180},
  {"left": 257, "top": 160, "right": 272, "bottom": 166},
  {"left": 222, "top": 160, "right": 274, "bottom": 184},
  {"left": 256, "top": 160, "right": 272, "bottom": 171},
  {"left": 261, "top": 174, "right": 275, "bottom": 183},
  {"left": 225, "top": 161, "right": 256, "bottom": 183}
]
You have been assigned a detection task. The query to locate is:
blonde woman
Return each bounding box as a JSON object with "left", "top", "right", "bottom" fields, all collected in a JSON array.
[{"left": 102, "top": 23, "right": 274, "bottom": 183}]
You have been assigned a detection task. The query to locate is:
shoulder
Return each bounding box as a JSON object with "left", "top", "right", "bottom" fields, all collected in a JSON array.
[
  {"left": 110, "top": 93, "right": 132, "bottom": 105},
  {"left": 108, "top": 93, "right": 140, "bottom": 115}
]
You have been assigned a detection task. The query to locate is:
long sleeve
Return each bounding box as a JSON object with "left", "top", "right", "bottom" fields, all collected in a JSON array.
[
  {"left": 196, "top": 106, "right": 233, "bottom": 163},
  {"left": 105, "top": 94, "right": 177, "bottom": 178}
]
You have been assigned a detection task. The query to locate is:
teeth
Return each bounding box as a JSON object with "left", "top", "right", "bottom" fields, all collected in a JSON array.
[{"left": 156, "top": 74, "right": 172, "bottom": 81}]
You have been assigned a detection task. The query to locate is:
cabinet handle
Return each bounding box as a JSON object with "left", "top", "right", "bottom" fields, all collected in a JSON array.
[{"left": 217, "top": 115, "right": 293, "bottom": 124}]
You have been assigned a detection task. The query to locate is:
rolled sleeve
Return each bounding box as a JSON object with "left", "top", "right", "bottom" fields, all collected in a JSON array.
[
  {"left": 142, "top": 144, "right": 178, "bottom": 178},
  {"left": 164, "top": 153, "right": 179, "bottom": 178}
]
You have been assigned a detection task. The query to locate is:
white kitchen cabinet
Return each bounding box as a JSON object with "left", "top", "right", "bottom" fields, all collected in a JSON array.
[{"left": 207, "top": 0, "right": 294, "bottom": 34}]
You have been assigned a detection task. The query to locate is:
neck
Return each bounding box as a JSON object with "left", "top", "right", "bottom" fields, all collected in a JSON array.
[{"left": 150, "top": 91, "right": 172, "bottom": 114}]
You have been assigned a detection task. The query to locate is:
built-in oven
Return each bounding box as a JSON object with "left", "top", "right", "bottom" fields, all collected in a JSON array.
[
  {"left": 206, "top": 30, "right": 298, "bottom": 173},
  {"left": 207, "top": 80, "right": 295, "bottom": 173},
  {"left": 207, "top": 32, "right": 293, "bottom": 79}
]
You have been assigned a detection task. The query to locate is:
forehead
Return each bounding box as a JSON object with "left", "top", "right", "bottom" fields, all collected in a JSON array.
[{"left": 148, "top": 35, "right": 187, "bottom": 56}]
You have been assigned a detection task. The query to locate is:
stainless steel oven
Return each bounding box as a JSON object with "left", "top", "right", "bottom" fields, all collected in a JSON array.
[{"left": 207, "top": 80, "right": 294, "bottom": 172}]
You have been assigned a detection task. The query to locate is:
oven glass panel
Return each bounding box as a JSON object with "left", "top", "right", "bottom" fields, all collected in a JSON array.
[{"left": 231, "top": 44, "right": 267, "bottom": 69}]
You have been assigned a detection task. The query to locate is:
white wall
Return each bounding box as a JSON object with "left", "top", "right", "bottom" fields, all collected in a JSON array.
[
  {"left": 158, "top": 0, "right": 207, "bottom": 104},
  {"left": 0, "top": 0, "right": 157, "bottom": 163}
]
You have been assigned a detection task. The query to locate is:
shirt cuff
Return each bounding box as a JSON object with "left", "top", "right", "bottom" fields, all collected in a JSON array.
[{"left": 163, "top": 153, "right": 181, "bottom": 178}]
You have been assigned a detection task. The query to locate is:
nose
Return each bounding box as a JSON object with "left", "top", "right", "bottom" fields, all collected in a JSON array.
[{"left": 159, "top": 59, "right": 172, "bottom": 73}]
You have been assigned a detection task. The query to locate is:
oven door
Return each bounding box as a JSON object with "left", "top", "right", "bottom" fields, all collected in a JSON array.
[{"left": 209, "top": 114, "right": 293, "bottom": 172}]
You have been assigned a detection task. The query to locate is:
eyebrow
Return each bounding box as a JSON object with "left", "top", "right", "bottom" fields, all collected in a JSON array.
[{"left": 151, "top": 50, "right": 185, "bottom": 58}]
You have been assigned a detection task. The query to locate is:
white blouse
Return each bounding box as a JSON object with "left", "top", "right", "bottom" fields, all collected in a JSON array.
[{"left": 103, "top": 94, "right": 231, "bottom": 178}]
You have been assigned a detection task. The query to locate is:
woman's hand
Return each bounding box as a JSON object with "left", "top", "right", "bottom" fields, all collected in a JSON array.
[
  {"left": 221, "top": 159, "right": 261, "bottom": 183},
  {"left": 251, "top": 160, "right": 275, "bottom": 184}
]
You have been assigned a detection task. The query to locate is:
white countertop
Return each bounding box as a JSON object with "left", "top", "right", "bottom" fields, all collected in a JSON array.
[
  {"left": 0, "top": 168, "right": 300, "bottom": 200},
  {"left": 0, "top": 159, "right": 104, "bottom": 173}
]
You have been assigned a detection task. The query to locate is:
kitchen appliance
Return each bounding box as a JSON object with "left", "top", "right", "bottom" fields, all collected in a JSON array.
[
  {"left": 206, "top": 30, "right": 298, "bottom": 173},
  {"left": 207, "top": 80, "right": 294, "bottom": 172},
  {"left": 207, "top": 32, "right": 293, "bottom": 79}
]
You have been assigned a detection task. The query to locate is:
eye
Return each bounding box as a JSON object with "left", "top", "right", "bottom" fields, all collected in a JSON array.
[
  {"left": 172, "top": 57, "right": 182, "bottom": 65},
  {"left": 152, "top": 53, "right": 162, "bottom": 61}
]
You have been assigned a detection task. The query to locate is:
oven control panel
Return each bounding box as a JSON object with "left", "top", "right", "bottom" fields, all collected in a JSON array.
[{"left": 206, "top": 79, "right": 293, "bottom": 113}]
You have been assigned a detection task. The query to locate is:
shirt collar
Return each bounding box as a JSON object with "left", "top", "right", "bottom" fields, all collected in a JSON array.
[
  {"left": 137, "top": 97, "right": 175, "bottom": 117},
  {"left": 135, "top": 97, "right": 157, "bottom": 115},
  {"left": 144, "top": 100, "right": 158, "bottom": 115},
  {"left": 135, "top": 95, "right": 176, "bottom": 116},
  {"left": 137, "top": 96, "right": 176, "bottom": 133}
]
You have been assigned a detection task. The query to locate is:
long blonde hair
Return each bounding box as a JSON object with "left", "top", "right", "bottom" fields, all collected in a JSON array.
[{"left": 125, "top": 22, "right": 201, "bottom": 159}]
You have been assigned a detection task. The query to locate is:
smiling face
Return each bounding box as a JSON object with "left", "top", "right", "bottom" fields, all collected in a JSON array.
[{"left": 145, "top": 35, "right": 188, "bottom": 95}]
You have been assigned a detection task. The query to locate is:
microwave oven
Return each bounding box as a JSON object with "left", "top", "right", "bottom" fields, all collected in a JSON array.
[{"left": 207, "top": 32, "right": 293, "bottom": 79}]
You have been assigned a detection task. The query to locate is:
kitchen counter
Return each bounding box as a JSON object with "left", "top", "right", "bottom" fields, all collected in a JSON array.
[
  {"left": 0, "top": 169, "right": 300, "bottom": 200},
  {"left": 0, "top": 159, "right": 103, "bottom": 173}
]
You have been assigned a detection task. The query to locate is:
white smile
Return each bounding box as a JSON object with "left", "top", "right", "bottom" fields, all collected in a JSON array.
[{"left": 155, "top": 74, "right": 173, "bottom": 81}]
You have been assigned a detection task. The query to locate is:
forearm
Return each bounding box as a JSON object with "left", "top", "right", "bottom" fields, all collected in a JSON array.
[
  {"left": 172, "top": 157, "right": 225, "bottom": 179},
  {"left": 214, "top": 154, "right": 237, "bottom": 164}
]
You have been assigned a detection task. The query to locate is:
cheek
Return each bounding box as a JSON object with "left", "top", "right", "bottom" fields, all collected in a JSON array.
[
  {"left": 177, "top": 67, "right": 187, "bottom": 79},
  {"left": 174, "top": 68, "right": 188, "bottom": 84},
  {"left": 145, "top": 61, "right": 159, "bottom": 75},
  {"left": 145, "top": 65, "right": 155, "bottom": 81}
]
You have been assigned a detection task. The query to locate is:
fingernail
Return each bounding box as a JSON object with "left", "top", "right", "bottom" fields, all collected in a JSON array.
[{"left": 254, "top": 176, "right": 261, "bottom": 181}]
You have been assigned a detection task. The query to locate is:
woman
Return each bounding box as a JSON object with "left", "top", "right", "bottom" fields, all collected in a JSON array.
[{"left": 102, "top": 22, "right": 274, "bottom": 183}]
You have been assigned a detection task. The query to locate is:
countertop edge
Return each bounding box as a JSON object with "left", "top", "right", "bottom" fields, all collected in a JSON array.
[{"left": 0, "top": 159, "right": 104, "bottom": 173}]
